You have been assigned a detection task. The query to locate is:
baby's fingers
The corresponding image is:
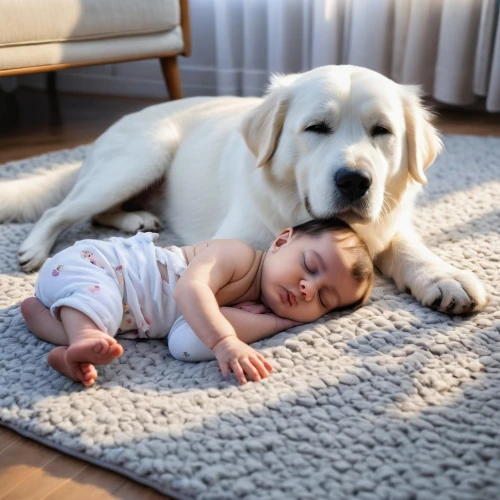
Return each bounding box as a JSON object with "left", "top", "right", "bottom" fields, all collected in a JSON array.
[
  {"left": 241, "top": 358, "right": 263, "bottom": 382},
  {"left": 249, "top": 356, "right": 271, "bottom": 379},
  {"left": 230, "top": 359, "right": 248, "bottom": 385},
  {"left": 257, "top": 353, "right": 273, "bottom": 373},
  {"left": 219, "top": 361, "right": 229, "bottom": 379}
]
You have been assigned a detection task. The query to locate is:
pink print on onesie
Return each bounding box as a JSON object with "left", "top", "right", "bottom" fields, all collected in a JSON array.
[
  {"left": 52, "top": 265, "right": 63, "bottom": 276},
  {"left": 117, "top": 303, "right": 137, "bottom": 333},
  {"left": 80, "top": 250, "right": 104, "bottom": 269},
  {"left": 115, "top": 265, "right": 124, "bottom": 287}
]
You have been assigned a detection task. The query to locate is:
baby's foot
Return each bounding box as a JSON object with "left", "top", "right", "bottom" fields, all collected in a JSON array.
[
  {"left": 66, "top": 337, "right": 123, "bottom": 366},
  {"left": 48, "top": 347, "right": 98, "bottom": 386},
  {"left": 48, "top": 338, "right": 123, "bottom": 386}
]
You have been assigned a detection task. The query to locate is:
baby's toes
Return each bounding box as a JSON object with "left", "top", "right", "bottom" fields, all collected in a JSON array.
[
  {"left": 92, "top": 338, "right": 113, "bottom": 354},
  {"left": 91, "top": 339, "right": 122, "bottom": 361},
  {"left": 79, "top": 363, "right": 97, "bottom": 387},
  {"left": 109, "top": 343, "right": 124, "bottom": 359},
  {"left": 80, "top": 362, "right": 95, "bottom": 375},
  {"left": 93, "top": 341, "right": 108, "bottom": 354}
]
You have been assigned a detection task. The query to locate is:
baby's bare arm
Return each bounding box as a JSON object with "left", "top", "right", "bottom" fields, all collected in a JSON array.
[
  {"left": 174, "top": 241, "right": 273, "bottom": 384},
  {"left": 173, "top": 240, "right": 257, "bottom": 348},
  {"left": 220, "top": 307, "right": 302, "bottom": 344}
]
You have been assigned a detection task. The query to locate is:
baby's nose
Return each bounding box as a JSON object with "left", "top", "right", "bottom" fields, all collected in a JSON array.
[{"left": 300, "top": 281, "right": 314, "bottom": 301}]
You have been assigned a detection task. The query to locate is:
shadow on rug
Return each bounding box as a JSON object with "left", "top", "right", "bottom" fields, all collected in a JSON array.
[{"left": 1, "top": 136, "right": 499, "bottom": 499}]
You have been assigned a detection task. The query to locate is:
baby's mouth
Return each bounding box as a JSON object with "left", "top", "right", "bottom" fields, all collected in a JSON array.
[
  {"left": 281, "top": 288, "right": 297, "bottom": 307},
  {"left": 287, "top": 290, "right": 297, "bottom": 307}
]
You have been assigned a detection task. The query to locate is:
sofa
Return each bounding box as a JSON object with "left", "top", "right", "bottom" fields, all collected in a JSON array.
[{"left": 0, "top": 0, "right": 190, "bottom": 99}]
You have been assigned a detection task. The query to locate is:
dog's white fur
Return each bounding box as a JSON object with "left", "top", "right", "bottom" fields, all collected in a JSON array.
[{"left": 0, "top": 65, "right": 487, "bottom": 314}]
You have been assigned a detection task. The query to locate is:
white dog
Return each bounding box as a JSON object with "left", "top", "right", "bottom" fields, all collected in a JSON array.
[{"left": 0, "top": 65, "right": 487, "bottom": 314}]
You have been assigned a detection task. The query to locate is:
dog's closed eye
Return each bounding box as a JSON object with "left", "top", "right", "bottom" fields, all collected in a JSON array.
[
  {"left": 370, "top": 125, "right": 391, "bottom": 137},
  {"left": 305, "top": 121, "right": 333, "bottom": 135}
]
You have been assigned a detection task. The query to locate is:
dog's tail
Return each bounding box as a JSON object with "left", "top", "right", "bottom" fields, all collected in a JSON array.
[{"left": 0, "top": 161, "right": 81, "bottom": 222}]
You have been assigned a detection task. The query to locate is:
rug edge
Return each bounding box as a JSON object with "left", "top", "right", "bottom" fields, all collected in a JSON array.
[{"left": 0, "top": 421, "right": 191, "bottom": 500}]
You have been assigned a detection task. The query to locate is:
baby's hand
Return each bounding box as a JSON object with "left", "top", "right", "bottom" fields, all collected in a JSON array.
[
  {"left": 233, "top": 301, "right": 271, "bottom": 314},
  {"left": 212, "top": 336, "right": 272, "bottom": 384}
]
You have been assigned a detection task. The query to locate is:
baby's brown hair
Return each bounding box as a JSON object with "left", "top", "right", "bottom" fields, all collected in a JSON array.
[{"left": 291, "top": 218, "right": 374, "bottom": 310}]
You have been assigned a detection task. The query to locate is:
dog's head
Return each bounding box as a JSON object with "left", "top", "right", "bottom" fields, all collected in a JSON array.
[{"left": 241, "top": 65, "right": 442, "bottom": 226}]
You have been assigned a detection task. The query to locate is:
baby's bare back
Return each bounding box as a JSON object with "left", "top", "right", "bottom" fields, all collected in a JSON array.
[{"left": 180, "top": 240, "right": 264, "bottom": 306}]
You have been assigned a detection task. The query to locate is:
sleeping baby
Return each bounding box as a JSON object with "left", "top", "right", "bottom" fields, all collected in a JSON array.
[{"left": 22, "top": 218, "right": 373, "bottom": 386}]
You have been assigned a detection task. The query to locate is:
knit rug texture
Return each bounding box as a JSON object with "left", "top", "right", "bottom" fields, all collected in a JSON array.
[{"left": 0, "top": 135, "right": 499, "bottom": 500}]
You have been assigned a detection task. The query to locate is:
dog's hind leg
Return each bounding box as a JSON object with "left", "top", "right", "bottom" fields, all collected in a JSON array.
[
  {"left": 18, "top": 117, "right": 180, "bottom": 272},
  {"left": 18, "top": 181, "right": 148, "bottom": 272},
  {"left": 18, "top": 174, "right": 164, "bottom": 272}
]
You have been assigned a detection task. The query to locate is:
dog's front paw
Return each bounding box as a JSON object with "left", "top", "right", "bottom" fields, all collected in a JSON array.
[
  {"left": 412, "top": 267, "right": 488, "bottom": 315},
  {"left": 92, "top": 210, "right": 162, "bottom": 233},
  {"left": 18, "top": 241, "right": 50, "bottom": 272}
]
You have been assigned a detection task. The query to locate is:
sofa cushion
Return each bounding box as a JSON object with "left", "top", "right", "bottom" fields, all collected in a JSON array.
[
  {"left": 0, "top": 0, "right": 180, "bottom": 48},
  {"left": 0, "top": 28, "right": 185, "bottom": 71}
]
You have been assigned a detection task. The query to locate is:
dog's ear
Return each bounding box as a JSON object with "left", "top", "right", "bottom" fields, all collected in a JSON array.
[
  {"left": 240, "top": 74, "right": 299, "bottom": 168},
  {"left": 401, "top": 85, "right": 443, "bottom": 184}
]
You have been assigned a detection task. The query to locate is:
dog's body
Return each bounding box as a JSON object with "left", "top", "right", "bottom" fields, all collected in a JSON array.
[{"left": 0, "top": 65, "right": 487, "bottom": 314}]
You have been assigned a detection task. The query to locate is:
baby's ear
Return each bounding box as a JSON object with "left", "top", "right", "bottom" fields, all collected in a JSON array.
[{"left": 271, "top": 228, "right": 293, "bottom": 253}]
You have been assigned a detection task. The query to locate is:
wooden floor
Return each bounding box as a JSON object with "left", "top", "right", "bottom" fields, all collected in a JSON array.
[
  {"left": 0, "top": 427, "right": 167, "bottom": 500},
  {"left": 1, "top": 88, "right": 499, "bottom": 165},
  {"left": 0, "top": 88, "right": 161, "bottom": 164},
  {"left": 0, "top": 86, "right": 498, "bottom": 500}
]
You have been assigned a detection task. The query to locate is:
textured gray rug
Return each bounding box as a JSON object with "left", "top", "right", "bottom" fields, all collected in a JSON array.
[{"left": 1, "top": 135, "right": 499, "bottom": 499}]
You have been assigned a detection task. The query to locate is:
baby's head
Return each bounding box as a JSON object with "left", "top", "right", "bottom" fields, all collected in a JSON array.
[{"left": 260, "top": 218, "right": 374, "bottom": 323}]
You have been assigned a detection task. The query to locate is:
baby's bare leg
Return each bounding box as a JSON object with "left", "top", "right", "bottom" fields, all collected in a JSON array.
[
  {"left": 48, "top": 306, "right": 123, "bottom": 387},
  {"left": 21, "top": 297, "right": 68, "bottom": 345}
]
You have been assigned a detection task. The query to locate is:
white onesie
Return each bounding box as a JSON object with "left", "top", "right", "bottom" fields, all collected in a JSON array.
[
  {"left": 35, "top": 232, "right": 218, "bottom": 362},
  {"left": 35, "top": 232, "right": 186, "bottom": 338}
]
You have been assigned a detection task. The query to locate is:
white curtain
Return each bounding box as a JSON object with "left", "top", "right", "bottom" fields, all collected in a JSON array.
[{"left": 192, "top": 0, "right": 500, "bottom": 111}]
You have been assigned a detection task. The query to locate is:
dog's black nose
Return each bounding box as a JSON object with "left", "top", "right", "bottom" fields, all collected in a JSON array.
[{"left": 335, "top": 167, "right": 372, "bottom": 200}]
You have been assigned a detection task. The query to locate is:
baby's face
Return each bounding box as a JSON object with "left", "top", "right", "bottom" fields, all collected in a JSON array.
[{"left": 260, "top": 230, "right": 365, "bottom": 323}]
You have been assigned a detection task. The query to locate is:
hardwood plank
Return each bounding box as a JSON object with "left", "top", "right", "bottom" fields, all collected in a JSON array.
[
  {"left": 0, "top": 439, "right": 59, "bottom": 498},
  {"left": 1, "top": 88, "right": 499, "bottom": 167},
  {"left": 3, "top": 455, "right": 88, "bottom": 500},
  {"left": 428, "top": 98, "right": 500, "bottom": 137},
  {"left": 0, "top": 429, "right": 168, "bottom": 499},
  {"left": 0, "top": 88, "right": 160, "bottom": 164},
  {"left": 44, "top": 465, "right": 128, "bottom": 500},
  {"left": 0, "top": 428, "right": 21, "bottom": 454}
]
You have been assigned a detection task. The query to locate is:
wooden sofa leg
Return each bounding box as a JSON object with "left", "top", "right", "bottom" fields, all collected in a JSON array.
[{"left": 160, "top": 56, "right": 183, "bottom": 100}]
